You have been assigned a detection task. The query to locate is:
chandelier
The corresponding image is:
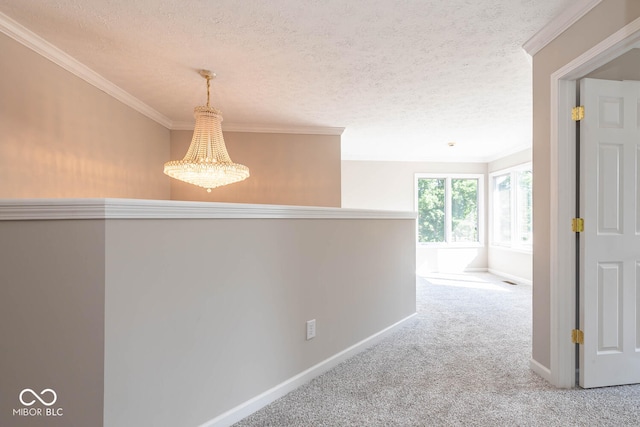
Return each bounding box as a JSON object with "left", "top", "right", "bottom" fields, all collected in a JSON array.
[{"left": 164, "top": 70, "right": 250, "bottom": 192}]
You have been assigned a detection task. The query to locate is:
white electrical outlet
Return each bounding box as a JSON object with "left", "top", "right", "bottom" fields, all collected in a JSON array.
[{"left": 306, "top": 319, "right": 316, "bottom": 340}]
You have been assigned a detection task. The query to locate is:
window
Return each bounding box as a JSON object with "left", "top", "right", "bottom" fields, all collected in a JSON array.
[
  {"left": 490, "top": 164, "right": 532, "bottom": 250},
  {"left": 415, "top": 174, "right": 484, "bottom": 245}
]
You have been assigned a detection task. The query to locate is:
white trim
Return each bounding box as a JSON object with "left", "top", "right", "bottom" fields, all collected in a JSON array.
[
  {"left": 0, "top": 11, "right": 173, "bottom": 129},
  {"left": 530, "top": 358, "right": 553, "bottom": 383},
  {"left": 553, "top": 17, "right": 640, "bottom": 81},
  {"left": 0, "top": 198, "right": 416, "bottom": 221},
  {"left": 549, "top": 78, "right": 577, "bottom": 389},
  {"left": 522, "top": 0, "right": 603, "bottom": 56},
  {"left": 548, "top": 15, "right": 640, "bottom": 389},
  {"left": 198, "top": 313, "right": 417, "bottom": 427},
  {"left": 487, "top": 269, "right": 532, "bottom": 287}
]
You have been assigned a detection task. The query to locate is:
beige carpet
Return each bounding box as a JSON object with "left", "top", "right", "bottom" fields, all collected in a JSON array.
[{"left": 234, "top": 273, "right": 640, "bottom": 426}]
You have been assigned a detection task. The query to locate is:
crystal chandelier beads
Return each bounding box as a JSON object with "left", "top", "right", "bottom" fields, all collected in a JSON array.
[{"left": 163, "top": 70, "right": 250, "bottom": 192}]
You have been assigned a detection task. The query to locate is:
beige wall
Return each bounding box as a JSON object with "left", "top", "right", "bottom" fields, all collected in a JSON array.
[
  {"left": 487, "top": 149, "right": 531, "bottom": 174},
  {"left": 342, "top": 160, "right": 489, "bottom": 273},
  {"left": 342, "top": 160, "right": 488, "bottom": 212},
  {"left": 532, "top": 0, "right": 640, "bottom": 369},
  {"left": 0, "top": 220, "right": 105, "bottom": 427},
  {"left": 169, "top": 130, "right": 342, "bottom": 207},
  {"left": 0, "top": 33, "right": 171, "bottom": 199},
  {"left": 0, "top": 30, "right": 342, "bottom": 205}
]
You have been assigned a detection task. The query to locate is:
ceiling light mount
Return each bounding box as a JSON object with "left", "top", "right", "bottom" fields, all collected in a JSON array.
[
  {"left": 198, "top": 69, "right": 216, "bottom": 80},
  {"left": 163, "top": 69, "right": 250, "bottom": 192}
]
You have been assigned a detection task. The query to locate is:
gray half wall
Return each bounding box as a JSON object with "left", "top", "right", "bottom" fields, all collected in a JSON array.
[
  {"left": 103, "top": 217, "right": 416, "bottom": 426},
  {"left": 0, "top": 200, "right": 415, "bottom": 427},
  {"left": 0, "top": 220, "right": 105, "bottom": 427}
]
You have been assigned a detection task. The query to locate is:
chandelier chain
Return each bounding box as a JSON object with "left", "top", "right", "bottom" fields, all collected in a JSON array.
[{"left": 206, "top": 76, "right": 211, "bottom": 107}]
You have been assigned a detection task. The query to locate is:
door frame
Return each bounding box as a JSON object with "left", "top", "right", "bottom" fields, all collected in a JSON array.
[{"left": 549, "top": 16, "right": 640, "bottom": 388}]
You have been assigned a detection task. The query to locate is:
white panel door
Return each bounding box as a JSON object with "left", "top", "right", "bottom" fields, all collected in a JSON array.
[{"left": 580, "top": 78, "right": 640, "bottom": 388}]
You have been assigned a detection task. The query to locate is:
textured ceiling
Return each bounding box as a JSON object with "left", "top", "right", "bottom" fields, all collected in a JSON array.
[{"left": 0, "top": 0, "right": 577, "bottom": 161}]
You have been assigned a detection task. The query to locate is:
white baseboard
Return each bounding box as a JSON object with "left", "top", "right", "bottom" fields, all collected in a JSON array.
[
  {"left": 530, "top": 358, "right": 553, "bottom": 383},
  {"left": 488, "top": 268, "right": 532, "bottom": 286},
  {"left": 199, "top": 313, "right": 418, "bottom": 427}
]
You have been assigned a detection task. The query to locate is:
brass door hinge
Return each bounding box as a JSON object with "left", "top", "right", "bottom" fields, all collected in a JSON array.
[
  {"left": 572, "top": 106, "right": 585, "bottom": 121},
  {"left": 572, "top": 218, "right": 584, "bottom": 233},
  {"left": 572, "top": 329, "right": 584, "bottom": 345}
]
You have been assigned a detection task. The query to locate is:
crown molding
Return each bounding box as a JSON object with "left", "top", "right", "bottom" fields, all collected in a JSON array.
[
  {"left": 522, "top": 0, "right": 603, "bottom": 56},
  {"left": 0, "top": 198, "right": 415, "bottom": 221},
  {"left": 0, "top": 11, "right": 173, "bottom": 128},
  {"left": 0, "top": 12, "right": 346, "bottom": 136},
  {"left": 172, "top": 121, "right": 345, "bottom": 135}
]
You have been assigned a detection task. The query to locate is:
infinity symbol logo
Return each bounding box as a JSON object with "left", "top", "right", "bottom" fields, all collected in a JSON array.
[{"left": 19, "top": 388, "right": 57, "bottom": 406}]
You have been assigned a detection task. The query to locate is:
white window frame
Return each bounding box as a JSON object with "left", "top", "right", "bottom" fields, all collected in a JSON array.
[
  {"left": 414, "top": 173, "right": 484, "bottom": 248},
  {"left": 489, "top": 163, "right": 532, "bottom": 252}
]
